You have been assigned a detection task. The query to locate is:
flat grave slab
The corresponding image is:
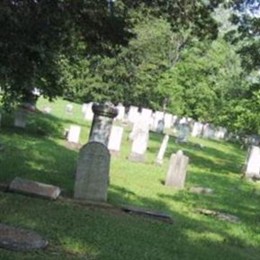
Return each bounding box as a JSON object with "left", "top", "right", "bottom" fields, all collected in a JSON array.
[{"left": 0, "top": 223, "right": 48, "bottom": 251}]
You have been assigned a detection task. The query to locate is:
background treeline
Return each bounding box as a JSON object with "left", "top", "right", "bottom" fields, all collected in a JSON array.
[{"left": 0, "top": 0, "right": 259, "bottom": 134}]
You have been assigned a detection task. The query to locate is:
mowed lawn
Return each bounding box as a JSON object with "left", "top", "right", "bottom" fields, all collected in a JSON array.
[{"left": 0, "top": 98, "right": 260, "bottom": 260}]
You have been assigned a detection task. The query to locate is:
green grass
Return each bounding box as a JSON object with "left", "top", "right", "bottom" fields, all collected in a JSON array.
[{"left": 1, "top": 97, "right": 260, "bottom": 259}]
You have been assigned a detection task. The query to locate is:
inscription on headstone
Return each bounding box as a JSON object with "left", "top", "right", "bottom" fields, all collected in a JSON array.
[
  {"left": 165, "top": 150, "right": 189, "bottom": 189},
  {"left": 74, "top": 142, "right": 110, "bottom": 202}
]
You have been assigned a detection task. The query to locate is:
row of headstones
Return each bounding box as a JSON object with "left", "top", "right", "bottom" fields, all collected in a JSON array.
[{"left": 81, "top": 102, "right": 228, "bottom": 140}]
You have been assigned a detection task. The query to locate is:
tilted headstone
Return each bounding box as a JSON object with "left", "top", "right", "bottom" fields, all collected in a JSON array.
[
  {"left": 74, "top": 142, "right": 110, "bottom": 202},
  {"left": 88, "top": 103, "right": 118, "bottom": 146},
  {"left": 129, "top": 118, "right": 149, "bottom": 162},
  {"left": 67, "top": 125, "right": 81, "bottom": 144},
  {"left": 245, "top": 146, "right": 260, "bottom": 178},
  {"left": 14, "top": 109, "right": 27, "bottom": 128},
  {"left": 9, "top": 177, "right": 61, "bottom": 200},
  {"left": 165, "top": 150, "right": 189, "bottom": 188},
  {"left": 156, "top": 134, "right": 169, "bottom": 165},
  {"left": 108, "top": 126, "right": 124, "bottom": 155}
]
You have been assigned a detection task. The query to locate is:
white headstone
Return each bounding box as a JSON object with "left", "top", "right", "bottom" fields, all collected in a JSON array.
[
  {"left": 84, "top": 103, "right": 94, "bottom": 121},
  {"left": 156, "top": 135, "right": 169, "bottom": 165},
  {"left": 214, "top": 127, "right": 227, "bottom": 140},
  {"left": 191, "top": 122, "right": 204, "bottom": 137},
  {"left": 129, "top": 118, "right": 149, "bottom": 162},
  {"left": 164, "top": 113, "right": 173, "bottom": 129},
  {"left": 115, "top": 103, "right": 125, "bottom": 121},
  {"left": 108, "top": 126, "right": 124, "bottom": 154},
  {"left": 82, "top": 103, "right": 88, "bottom": 113},
  {"left": 67, "top": 125, "right": 81, "bottom": 143},
  {"left": 245, "top": 146, "right": 260, "bottom": 178},
  {"left": 128, "top": 106, "right": 139, "bottom": 124}
]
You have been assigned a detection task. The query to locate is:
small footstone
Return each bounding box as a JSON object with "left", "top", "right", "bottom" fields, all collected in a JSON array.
[
  {"left": 121, "top": 205, "right": 173, "bottom": 224},
  {"left": 0, "top": 223, "right": 48, "bottom": 251},
  {"left": 9, "top": 177, "right": 61, "bottom": 200}
]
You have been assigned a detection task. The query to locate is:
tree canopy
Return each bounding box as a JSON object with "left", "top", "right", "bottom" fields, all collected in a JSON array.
[{"left": 0, "top": 0, "right": 259, "bottom": 134}]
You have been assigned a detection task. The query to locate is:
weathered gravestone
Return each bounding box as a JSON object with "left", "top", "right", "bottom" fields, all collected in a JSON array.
[
  {"left": 9, "top": 177, "right": 61, "bottom": 200},
  {"left": 0, "top": 223, "right": 48, "bottom": 251},
  {"left": 65, "top": 103, "right": 73, "bottom": 114},
  {"left": 245, "top": 146, "right": 260, "bottom": 179},
  {"left": 14, "top": 109, "right": 27, "bottom": 128},
  {"left": 108, "top": 126, "right": 124, "bottom": 155},
  {"left": 156, "top": 134, "right": 169, "bottom": 165},
  {"left": 74, "top": 142, "right": 110, "bottom": 202},
  {"left": 129, "top": 118, "right": 149, "bottom": 162},
  {"left": 165, "top": 150, "right": 189, "bottom": 189},
  {"left": 67, "top": 125, "right": 81, "bottom": 144},
  {"left": 176, "top": 122, "right": 190, "bottom": 143}
]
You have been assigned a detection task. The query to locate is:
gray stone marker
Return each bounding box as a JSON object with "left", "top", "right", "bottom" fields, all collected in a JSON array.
[
  {"left": 165, "top": 150, "right": 189, "bottom": 189},
  {"left": 9, "top": 177, "right": 61, "bottom": 200},
  {"left": 65, "top": 103, "right": 73, "bottom": 114},
  {"left": 176, "top": 122, "right": 190, "bottom": 143},
  {"left": 14, "top": 109, "right": 27, "bottom": 128},
  {"left": 156, "top": 134, "right": 169, "bottom": 165},
  {"left": 74, "top": 142, "right": 110, "bottom": 202},
  {"left": 0, "top": 223, "right": 48, "bottom": 251},
  {"left": 88, "top": 103, "right": 118, "bottom": 146}
]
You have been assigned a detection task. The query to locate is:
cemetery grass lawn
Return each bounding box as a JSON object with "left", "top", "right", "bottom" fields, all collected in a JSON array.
[{"left": 1, "top": 98, "right": 260, "bottom": 259}]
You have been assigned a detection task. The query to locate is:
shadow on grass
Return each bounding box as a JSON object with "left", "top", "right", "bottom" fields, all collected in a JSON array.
[{"left": 0, "top": 111, "right": 80, "bottom": 196}]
